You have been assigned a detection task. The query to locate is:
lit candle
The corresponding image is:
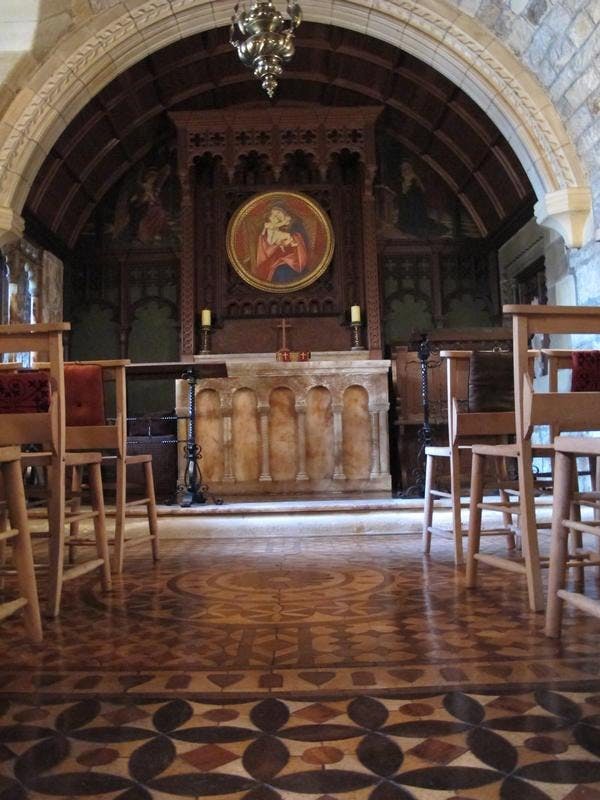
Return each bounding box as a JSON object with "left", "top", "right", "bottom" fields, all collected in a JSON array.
[
  {"left": 201, "top": 308, "right": 211, "bottom": 327},
  {"left": 350, "top": 305, "right": 361, "bottom": 323}
]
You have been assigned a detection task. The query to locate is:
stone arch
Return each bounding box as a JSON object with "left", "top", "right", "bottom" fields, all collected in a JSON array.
[{"left": 0, "top": 0, "right": 592, "bottom": 248}]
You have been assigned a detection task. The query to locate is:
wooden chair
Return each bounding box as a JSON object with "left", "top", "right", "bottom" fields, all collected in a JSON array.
[
  {"left": 423, "top": 350, "right": 519, "bottom": 565},
  {"left": 0, "top": 445, "right": 42, "bottom": 641},
  {"left": 0, "top": 323, "right": 111, "bottom": 617},
  {"left": 56, "top": 359, "right": 159, "bottom": 573},
  {"left": 545, "top": 435, "right": 600, "bottom": 637},
  {"left": 467, "top": 305, "right": 600, "bottom": 612}
]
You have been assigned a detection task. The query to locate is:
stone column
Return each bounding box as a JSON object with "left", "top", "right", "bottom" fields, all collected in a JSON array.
[
  {"left": 369, "top": 408, "right": 380, "bottom": 479},
  {"left": 40, "top": 250, "right": 63, "bottom": 323},
  {"left": 221, "top": 395, "right": 235, "bottom": 483},
  {"left": 258, "top": 401, "right": 272, "bottom": 482},
  {"left": 378, "top": 405, "right": 390, "bottom": 476},
  {"left": 332, "top": 402, "right": 346, "bottom": 480},
  {"left": 295, "top": 398, "right": 309, "bottom": 481}
]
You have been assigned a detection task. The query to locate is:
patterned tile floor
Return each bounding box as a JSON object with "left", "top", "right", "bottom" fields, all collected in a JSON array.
[{"left": 1, "top": 532, "right": 600, "bottom": 799}]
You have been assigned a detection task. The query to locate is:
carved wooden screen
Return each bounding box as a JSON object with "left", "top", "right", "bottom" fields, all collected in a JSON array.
[{"left": 171, "top": 108, "right": 382, "bottom": 356}]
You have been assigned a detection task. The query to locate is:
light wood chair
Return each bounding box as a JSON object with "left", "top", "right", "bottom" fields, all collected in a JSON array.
[
  {"left": 423, "top": 350, "right": 519, "bottom": 565},
  {"left": 545, "top": 435, "right": 600, "bottom": 637},
  {"left": 55, "top": 359, "right": 159, "bottom": 573},
  {"left": 0, "top": 323, "right": 111, "bottom": 617},
  {"left": 467, "top": 305, "right": 600, "bottom": 612},
  {"left": 0, "top": 445, "right": 42, "bottom": 641}
]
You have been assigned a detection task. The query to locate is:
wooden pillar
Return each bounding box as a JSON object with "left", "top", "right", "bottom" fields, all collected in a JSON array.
[
  {"left": 179, "top": 165, "right": 195, "bottom": 358},
  {"left": 362, "top": 168, "right": 383, "bottom": 357}
]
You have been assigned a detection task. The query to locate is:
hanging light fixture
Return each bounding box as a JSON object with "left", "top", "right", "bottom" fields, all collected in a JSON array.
[{"left": 230, "top": 1, "right": 302, "bottom": 99}]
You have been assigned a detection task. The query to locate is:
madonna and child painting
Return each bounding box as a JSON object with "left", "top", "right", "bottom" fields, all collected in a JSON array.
[{"left": 226, "top": 191, "right": 334, "bottom": 293}]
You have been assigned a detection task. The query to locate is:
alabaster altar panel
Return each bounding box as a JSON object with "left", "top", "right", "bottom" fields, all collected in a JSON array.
[{"left": 176, "top": 353, "right": 391, "bottom": 496}]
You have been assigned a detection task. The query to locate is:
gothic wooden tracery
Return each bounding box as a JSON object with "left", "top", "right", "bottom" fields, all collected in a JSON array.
[{"left": 171, "top": 107, "right": 383, "bottom": 356}]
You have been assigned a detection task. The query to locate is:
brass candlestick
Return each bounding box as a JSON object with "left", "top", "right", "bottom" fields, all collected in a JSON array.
[
  {"left": 200, "top": 325, "right": 211, "bottom": 354},
  {"left": 350, "top": 322, "right": 364, "bottom": 350}
]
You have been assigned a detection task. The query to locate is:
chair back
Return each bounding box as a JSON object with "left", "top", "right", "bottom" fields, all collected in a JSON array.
[
  {"left": 34, "top": 359, "right": 130, "bottom": 456},
  {"left": 442, "top": 349, "right": 533, "bottom": 446},
  {"left": 0, "top": 323, "right": 70, "bottom": 454},
  {"left": 540, "top": 348, "right": 600, "bottom": 442},
  {"left": 501, "top": 305, "right": 600, "bottom": 440}
]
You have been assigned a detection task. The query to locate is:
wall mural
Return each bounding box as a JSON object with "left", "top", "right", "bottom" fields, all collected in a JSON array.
[
  {"left": 106, "top": 144, "right": 181, "bottom": 248},
  {"left": 376, "top": 134, "right": 482, "bottom": 241}
]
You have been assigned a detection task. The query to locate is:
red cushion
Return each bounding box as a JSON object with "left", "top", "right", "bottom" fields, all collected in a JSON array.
[
  {"left": 571, "top": 351, "right": 600, "bottom": 392},
  {"left": 64, "top": 365, "right": 105, "bottom": 426},
  {"left": 0, "top": 371, "right": 51, "bottom": 413}
]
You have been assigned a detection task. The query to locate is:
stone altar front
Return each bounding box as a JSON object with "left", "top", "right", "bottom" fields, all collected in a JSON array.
[{"left": 175, "top": 352, "right": 391, "bottom": 496}]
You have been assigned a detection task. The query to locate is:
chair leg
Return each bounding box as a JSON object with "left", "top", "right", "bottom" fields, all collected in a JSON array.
[
  {"left": 569, "top": 460, "right": 585, "bottom": 589},
  {"left": 422, "top": 453, "right": 434, "bottom": 554},
  {"left": 143, "top": 459, "right": 160, "bottom": 563},
  {"left": 4, "top": 458, "right": 43, "bottom": 642},
  {"left": 47, "top": 456, "right": 67, "bottom": 618},
  {"left": 449, "top": 446, "right": 463, "bottom": 566},
  {"left": 113, "top": 456, "right": 127, "bottom": 574},
  {"left": 495, "top": 456, "right": 516, "bottom": 550},
  {"left": 517, "top": 446, "right": 544, "bottom": 613},
  {"left": 88, "top": 462, "right": 112, "bottom": 593},
  {"left": 545, "top": 451, "right": 573, "bottom": 638},
  {"left": 68, "top": 464, "right": 82, "bottom": 565},
  {"left": 466, "top": 451, "right": 485, "bottom": 589}
]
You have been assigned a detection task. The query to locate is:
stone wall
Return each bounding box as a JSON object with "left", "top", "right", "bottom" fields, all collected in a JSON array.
[{"left": 455, "top": 0, "right": 600, "bottom": 303}]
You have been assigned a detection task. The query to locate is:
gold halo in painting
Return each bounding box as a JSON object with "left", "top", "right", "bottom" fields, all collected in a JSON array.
[{"left": 226, "top": 191, "right": 334, "bottom": 293}]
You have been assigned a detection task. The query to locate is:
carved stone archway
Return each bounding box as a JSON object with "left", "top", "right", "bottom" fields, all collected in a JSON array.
[{"left": 0, "top": 0, "right": 592, "bottom": 249}]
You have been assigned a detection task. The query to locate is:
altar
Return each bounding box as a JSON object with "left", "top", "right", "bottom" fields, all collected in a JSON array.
[{"left": 175, "top": 352, "right": 391, "bottom": 496}]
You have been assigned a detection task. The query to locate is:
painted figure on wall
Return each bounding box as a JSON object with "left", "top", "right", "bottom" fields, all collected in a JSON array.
[
  {"left": 376, "top": 134, "right": 482, "bottom": 239},
  {"left": 127, "top": 165, "right": 171, "bottom": 245},
  {"left": 227, "top": 191, "right": 334, "bottom": 294},
  {"left": 255, "top": 204, "right": 308, "bottom": 283},
  {"left": 107, "top": 145, "right": 181, "bottom": 248}
]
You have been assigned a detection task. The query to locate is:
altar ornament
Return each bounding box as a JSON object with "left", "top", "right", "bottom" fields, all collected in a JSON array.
[
  {"left": 229, "top": 0, "right": 302, "bottom": 99},
  {"left": 276, "top": 350, "right": 311, "bottom": 362},
  {"left": 200, "top": 309, "right": 212, "bottom": 354},
  {"left": 350, "top": 306, "right": 364, "bottom": 351}
]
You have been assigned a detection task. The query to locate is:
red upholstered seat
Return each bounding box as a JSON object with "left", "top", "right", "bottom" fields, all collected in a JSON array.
[
  {"left": 571, "top": 351, "right": 600, "bottom": 392},
  {"left": 64, "top": 364, "right": 105, "bottom": 426},
  {"left": 0, "top": 371, "right": 51, "bottom": 413}
]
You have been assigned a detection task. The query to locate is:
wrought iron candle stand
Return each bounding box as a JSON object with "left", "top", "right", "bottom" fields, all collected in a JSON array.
[
  {"left": 199, "top": 326, "right": 211, "bottom": 354},
  {"left": 400, "top": 334, "right": 437, "bottom": 498},
  {"left": 350, "top": 322, "right": 364, "bottom": 350},
  {"left": 179, "top": 368, "right": 222, "bottom": 507}
]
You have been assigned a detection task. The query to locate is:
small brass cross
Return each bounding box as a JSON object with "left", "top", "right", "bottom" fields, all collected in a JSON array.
[{"left": 276, "top": 318, "right": 292, "bottom": 351}]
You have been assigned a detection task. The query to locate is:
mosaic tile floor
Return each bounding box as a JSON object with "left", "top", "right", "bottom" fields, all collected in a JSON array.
[{"left": 1, "top": 532, "right": 600, "bottom": 799}]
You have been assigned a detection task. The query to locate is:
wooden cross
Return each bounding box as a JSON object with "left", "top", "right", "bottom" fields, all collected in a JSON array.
[{"left": 276, "top": 318, "right": 292, "bottom": 351}]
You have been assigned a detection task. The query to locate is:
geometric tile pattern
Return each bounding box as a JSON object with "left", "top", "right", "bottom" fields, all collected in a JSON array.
[
  {"left": 1, "top": 533, "right": 600, "bottom": 798},
  {"left": 2, "top": 689, "right": 600, "bottom": 798}
]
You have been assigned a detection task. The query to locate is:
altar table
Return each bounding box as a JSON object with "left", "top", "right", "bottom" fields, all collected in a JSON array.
[{"left": 175, "top": 352, "right": 391, "bottom": 496}]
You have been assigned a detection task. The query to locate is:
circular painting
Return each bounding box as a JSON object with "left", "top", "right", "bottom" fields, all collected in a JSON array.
[{"left": 226, "top": 191, "right": 334, "bottom": 293}]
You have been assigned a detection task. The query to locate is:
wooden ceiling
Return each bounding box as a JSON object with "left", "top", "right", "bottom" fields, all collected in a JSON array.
[{"left": 25, "top": 22, "right": 533, "bottom": 251}]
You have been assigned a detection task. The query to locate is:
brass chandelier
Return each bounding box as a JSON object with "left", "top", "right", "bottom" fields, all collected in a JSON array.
[{"left": 230, "top": 1, "right": 302, "bottom": 98}]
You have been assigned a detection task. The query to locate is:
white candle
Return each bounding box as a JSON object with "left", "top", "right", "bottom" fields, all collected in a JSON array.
[
  {"left": 351, "top": 305, "right": 361, "bottom": 323},
  {"left": 201, "top": 308, "right": 211, "bottom": 327}
]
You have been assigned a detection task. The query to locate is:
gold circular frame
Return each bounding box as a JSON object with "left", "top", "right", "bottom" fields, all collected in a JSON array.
[{"left": 226, "top": 191, "right": 334, "bottom": 294}]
